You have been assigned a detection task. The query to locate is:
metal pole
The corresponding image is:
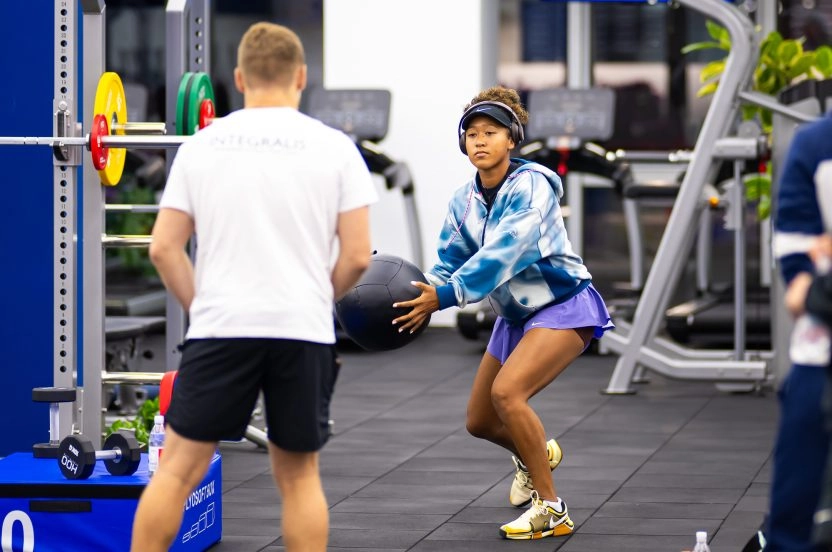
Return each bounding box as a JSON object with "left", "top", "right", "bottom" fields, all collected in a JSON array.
[
  {"left": 166, "top": 0, "right": 187, "bottom": 141},
  {"left": 733, "top": 160, "right": 747, "bottom": 360},
  {"left": 189, "top": 0, "right": 211, "bottom": 74},
  {"left": 165, "top": 0, "right": 189, "bottom": 374},
  {"left": 81, "top": 0, "right": 106, "bottom": 446},
  {"left": 105, "top": 204, "right": 160, "bottom": 213},
  {"left": 166, "top": 0, "right": 208, "bottom": 373},
  {"left": 54, "top": 0, "right": 80, "bottom": 441},
  {"left": 0, "top": 135, "right": 187, "bottom": 148},
  {"left": 112, "top": 122, "right": 168, "bottom": 134},
  {"left": 740, "top": 91, "right": 818, "bottom": 123},
  {"left": 756, "top": 0, "right": 777, "bottom": 36},
  {"left": 102, "top": 235, "right": 153, "bottom": 247},
  {"left": 754, "top": 0, "right": 777, "bottom": 292},
  {"left": 101, "top": 135, "right": 186, "bottom": 148},
  {"left": 565, "top": 2, "right": 592, "bottom": 258}
]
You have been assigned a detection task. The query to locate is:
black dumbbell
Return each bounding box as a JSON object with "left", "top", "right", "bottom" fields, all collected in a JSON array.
[
  {"left": 32, "top": 387, "right": 77, "bottom": 459},
  {"left": 57, "top": 432, "right": 142, "bottom": 480}
]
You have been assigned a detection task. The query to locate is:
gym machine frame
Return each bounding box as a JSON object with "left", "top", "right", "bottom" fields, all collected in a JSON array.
[
  {"left": 42, "top": 0, "right": 214, "bottom": 448},
  {"left": 81, "top": 0, "right": 192, "bottom": 446},
  {"left": 597, "top": 0, "right": 818, "bottom": 394},
  {"left": 17, "top": 0, "right": 265, "bottom": 454},
  {"left": 165, "top": 0, "right": 210, "bottom": 376}
]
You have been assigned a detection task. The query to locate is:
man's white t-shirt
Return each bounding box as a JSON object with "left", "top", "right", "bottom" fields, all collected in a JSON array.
[{"left": 159, "top": 107, "right": 378, "bottom": 344}]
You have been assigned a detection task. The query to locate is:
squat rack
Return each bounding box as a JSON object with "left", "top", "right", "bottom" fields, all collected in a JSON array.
[{"left": 48, "top": 0, "right": 211, "bottom": 448}]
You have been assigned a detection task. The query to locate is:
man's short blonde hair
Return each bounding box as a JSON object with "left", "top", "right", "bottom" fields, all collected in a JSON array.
[{"left": 237, "top": 22, "right": 305, "bottom": 88}]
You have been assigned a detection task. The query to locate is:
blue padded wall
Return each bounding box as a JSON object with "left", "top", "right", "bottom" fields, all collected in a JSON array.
[{"left": 0, "top": 0, "right": 58, "bottom": 455}]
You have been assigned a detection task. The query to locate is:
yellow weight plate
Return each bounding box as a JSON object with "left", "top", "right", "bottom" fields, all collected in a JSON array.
[{"left": 93, "top": 72, "right": 128, "bottom": 186}]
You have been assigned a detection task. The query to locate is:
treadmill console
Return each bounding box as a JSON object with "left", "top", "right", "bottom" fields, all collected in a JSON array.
[
  {"left": 525, "top": 87, "right": 615, "bottom": 142},
  {"left": 304, "top": 88, "right": 391, "bottom": 143}
]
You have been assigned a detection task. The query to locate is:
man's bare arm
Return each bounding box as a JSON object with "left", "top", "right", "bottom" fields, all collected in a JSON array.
[
  {"left": 149, "top": 208, "right": 196, "bottom": 311},
  {"left": 332, "top": 206, "right": 372, "bottom": 300}
]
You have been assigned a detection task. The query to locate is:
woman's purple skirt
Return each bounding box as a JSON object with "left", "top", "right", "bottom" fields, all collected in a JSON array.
[{"left": 486, "top": 283, "right": 615, "bottom": 364}]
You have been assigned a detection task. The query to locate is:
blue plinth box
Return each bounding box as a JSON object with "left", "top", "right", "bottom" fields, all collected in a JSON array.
[{"left": 0, "top": 452, "right": 222, "bottom": 551}]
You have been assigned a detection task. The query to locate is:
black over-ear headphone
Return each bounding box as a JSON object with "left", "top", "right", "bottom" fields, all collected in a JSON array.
[{"left": 458, "top": 100, "right": 525, "bottom": 155}]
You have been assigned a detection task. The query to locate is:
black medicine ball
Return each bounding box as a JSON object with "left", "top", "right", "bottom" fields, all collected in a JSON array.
[{"left": 335, "top": 253, "right": 430, "bottom": 351}]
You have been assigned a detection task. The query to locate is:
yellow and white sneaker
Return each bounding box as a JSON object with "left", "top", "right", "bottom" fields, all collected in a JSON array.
[
  {"left": 500, "top": 490, "right": 574, "bottom": 540},
  {"left": 509, "top": 438, "right": 563, "bottom": 507}
]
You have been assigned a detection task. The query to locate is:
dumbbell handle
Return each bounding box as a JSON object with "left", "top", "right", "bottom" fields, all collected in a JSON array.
[
  {"left": 95, "top": 447, "right": 123, "bottom": 462},
  {"left": 48, "top": 403, "right": 59, "bottom": 443}
]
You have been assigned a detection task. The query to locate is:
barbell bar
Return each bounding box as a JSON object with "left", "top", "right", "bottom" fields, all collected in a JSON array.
[
  {"left": 102, "top": 235, "right": 152, "bottom": 248},
  {"left": 101, "top": 371, "right": 164, "bottom": 385},
  {"left": 105, "top": 204, "right": 160, "bottom": 214},
  {"left": 0, "top": 134, "right": 186, "bottom": 149}
]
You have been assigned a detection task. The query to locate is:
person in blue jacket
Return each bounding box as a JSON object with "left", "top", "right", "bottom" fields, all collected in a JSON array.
[
  {"left": 766, "top": 110, "right": 832, "bottom": 552},
  {"left": 393, "top": 86, "right": 614, "bottom": 540}
]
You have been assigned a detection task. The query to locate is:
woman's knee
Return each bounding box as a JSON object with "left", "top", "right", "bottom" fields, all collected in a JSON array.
[
  {"left": 466, "top": 415, "right": 495, "bottom": 439},
  {"left": 490, "top": 384, "right": 522, "bottom": 418}
]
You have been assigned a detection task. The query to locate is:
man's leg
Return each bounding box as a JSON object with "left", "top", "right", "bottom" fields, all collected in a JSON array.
[
  {"left": 130, "top": 427, "right": 217, "bottom": 552},
  {"left": 270, "top": 443, "right": 328, "bottom": 551}
]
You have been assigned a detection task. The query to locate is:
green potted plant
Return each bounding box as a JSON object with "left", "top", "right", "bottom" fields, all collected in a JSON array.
[
  {"left": 682, "top": 21, "right": 832, "bottom": 218},
  {"left": 105, "top": 396, "right": 160, "bottom": 449}
]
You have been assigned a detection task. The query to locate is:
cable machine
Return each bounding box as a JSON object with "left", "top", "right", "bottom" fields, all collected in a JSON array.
[{"left": 593, "top": 0, "right": 818, "bottom": 393}]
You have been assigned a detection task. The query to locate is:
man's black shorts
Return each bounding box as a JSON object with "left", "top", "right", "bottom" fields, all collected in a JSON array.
[{"left": 165, "top": 338, "right": 339, "bottom": 452}]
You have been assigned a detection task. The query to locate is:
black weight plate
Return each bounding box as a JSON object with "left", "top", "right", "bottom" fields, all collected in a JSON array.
[
  {"left": 57, "top": 435, "right": 95, "bottom": 480},
  {"left": 103, "top": 432, "right": 141, "bottom": 476},
  {"left": 32, "top": 387, "right": 76, "bottom": 403}
]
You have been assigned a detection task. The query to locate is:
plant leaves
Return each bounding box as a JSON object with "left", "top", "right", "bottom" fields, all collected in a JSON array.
[
  {"left": 681, "top": 41, "right": 726, "bottom": 55},
  {"left": 760, "top": 53, "right": 778, "bottom": 68},
  {"left": 103, "top": 397, "right": 159, "bottom": 448},
  {"left": 778, "top": 40, "right": 800, "bottom": 68},
  {"left": 758, "top": 194, "right": 771, "bottom": 220},
  {"left": 815, "top": 46, "right": 832, "bottom": 77},
  {"left": 700, "top": 60, "right": 726, "bottom": 83},
  {"left": 760, "top": 30, "right": 783, "bottom": 55},
  {"left": 761, "top": 109, "right": 773, "bottom": 132},
  {"left": 706, "top": 20, "right": 727, "bottom": 42},
  {"left": 788, "top": 52, "right": 816, "bottom": 80},
  {"left": 697, "top": 81, "right": 719, "bottom": 97},
  {"left": 755, "top": 67, "right": 778, "bottom": 93},
  {"left": 744, "top": 174, "right": 770, "bottom": 201},
  {"left": 741, "top": 104, "right": 760, "bottom": 122}
]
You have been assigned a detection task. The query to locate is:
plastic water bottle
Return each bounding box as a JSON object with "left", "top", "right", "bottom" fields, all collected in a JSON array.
[
  {"left": 148, "top": 415, "right": 165, "bottom": 476},
  {"left": 692, "top": 531, "right": 711, "bottom": 552}
]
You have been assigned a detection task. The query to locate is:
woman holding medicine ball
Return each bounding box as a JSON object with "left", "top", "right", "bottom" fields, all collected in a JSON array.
[{"left": 392, "top": 86, "right": 614, "bottom": 540}]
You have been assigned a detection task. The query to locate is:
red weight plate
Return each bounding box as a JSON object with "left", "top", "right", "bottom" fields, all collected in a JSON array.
[
  {"left": 90, "top": 114, "right": 110, "bottom": 171},
  {"left": 199, "top": 99, "right": 215, "bottom": 130}
]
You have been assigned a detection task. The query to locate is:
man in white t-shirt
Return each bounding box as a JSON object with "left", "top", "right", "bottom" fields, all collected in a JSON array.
[{"left": 130, "top": 22, "right": 377, "bottom": 552}]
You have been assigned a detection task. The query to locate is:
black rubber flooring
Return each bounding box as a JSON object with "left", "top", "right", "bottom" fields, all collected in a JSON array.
[{"left": 209, "top": 327, "right": 776, "bottom": 552}]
